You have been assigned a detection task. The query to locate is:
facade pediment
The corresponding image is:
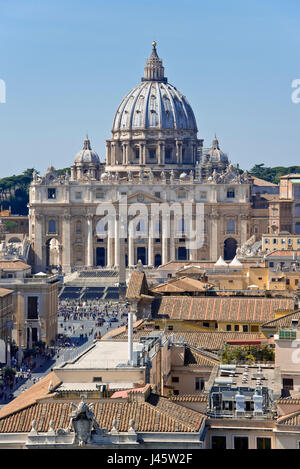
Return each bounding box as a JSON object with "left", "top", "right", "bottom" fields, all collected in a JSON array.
[{"left": 111, "top": 191, "right": 164, "bottom": 205}]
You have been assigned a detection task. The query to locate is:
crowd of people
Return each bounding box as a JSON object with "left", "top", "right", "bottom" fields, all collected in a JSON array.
[
  {"left": 58, "top": 299, "right": 128, "bottom": 322},
  {"left": 0, "top": 298, "right": 129, "bottom": 406}
]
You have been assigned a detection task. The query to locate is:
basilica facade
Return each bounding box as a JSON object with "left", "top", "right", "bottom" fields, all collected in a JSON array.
[{"left": 29, "top": 42, "right": 267, "bottom": 274}]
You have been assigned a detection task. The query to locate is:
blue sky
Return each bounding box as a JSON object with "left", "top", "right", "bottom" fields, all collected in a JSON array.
[{"left": 0, "top": 0, "right": 300, "bottom": 177}]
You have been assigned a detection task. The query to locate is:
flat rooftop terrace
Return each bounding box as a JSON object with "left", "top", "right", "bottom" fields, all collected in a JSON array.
[{"left": 60, "top": 341, "right": 143, "bottom": 370}]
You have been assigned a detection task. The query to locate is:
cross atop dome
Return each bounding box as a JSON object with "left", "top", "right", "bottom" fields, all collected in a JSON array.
[{"left": 142, "top": 41, "right": 167, "bottom": 83}]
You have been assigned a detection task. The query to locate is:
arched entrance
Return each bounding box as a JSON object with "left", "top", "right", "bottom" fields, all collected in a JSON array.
[
  {"left": 224, "top": 238, "right": 237, "bottom": 260},
  {"left": 177, "top": 246, "right": 188, "bottom": 260},
  {"left": 154, "top": 254, "right": 162, "bottom": 267},
  {"left": 96, "top": 247, "right": 106, "bottom": 266},
  {"left": 46, "top": 238, "right": 60, "bottom": 268},
  {"left": 137, "top": 247, "right": 147, "bottom": 265}
]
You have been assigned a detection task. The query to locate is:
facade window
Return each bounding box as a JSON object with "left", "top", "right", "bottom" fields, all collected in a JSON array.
[
  {"left": 168, "top": 325, "right": 174, "bottom": 331},
  {"left": 243, "top": 325, "right": 249, "bottom": 332},
  {"left": 265, "top": 238, "right": 269, "bottom": 244},
  {"left": 211, "top": 436, "right": 227, "bottom": 450},
  {"left": 48, "top": 188, "right": 56, "bottom": 199},
  {"left": 234, "top": 437, "right": 248, "bottom": 450},
  {"left": 177, "top": 246, "right": 188, "bottom": 260},
  {"left": 283, "top": 378, "right": 294, "bottom": 392},
  {"left": 227, "top": 189, "right": 235, "bottom": 198},
  {"left": 234, "top": 325, "right": 239, "bottom": 331},
  {"left": 173, "top": 390, "right": 179, "bottom": 396},
  {"left": 200, "top": 191, "right": 207, "bottom": 200},
  {"left": 165, "top": 148, "right": 172, "bottom": 160},
  {"left": 154, "top": 192, "right": 161, "bottom": 199},
  {"left": 227, "top": 219, "right": 235, "bottom": 233},
  {"left": 172, "top": 377, "right": 179, "bottom": 383},
  {"left": 27, "top": 297, "right": 38, "bottom": 320},
  {"left": 195, "top": 377, "right": 204, "bottom": 391},
  {"left": 257, "top": 438, "right": 271, "bottom": 450},
  {"left": 273, "top": 238, "right": 277, "bottom": 244},
  {"left": 76, "top": 221, "right": 82, "bottom": 233},
  {"left": 48, "top": 220, "right": 56, "bottom": 234},
  {"left": 135, "top": 147, "right": 140, "bottom": 159},
  {"left": 178, "top": 191, "right": 187, "bottom": 200},
  {"left": 96, "top": 191, "right": 104, "bottom": 199},
  {"left": 226, "top": 324, "right": 232, "bottom": 331},
  {"left": 75, "top": 192, "right": 82, "bottom": 200},
  {"left": 149, "top": 149, "right": 156, "bottom": 159}
]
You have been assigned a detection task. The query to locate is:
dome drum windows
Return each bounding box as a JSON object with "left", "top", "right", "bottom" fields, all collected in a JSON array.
[{"left": 148, "top": 148, "right": 156, "bottom": 160}]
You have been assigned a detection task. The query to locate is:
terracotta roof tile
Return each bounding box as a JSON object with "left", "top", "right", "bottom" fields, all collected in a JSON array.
[
  {"left": 108, "top": 329, "right": 265, "bottom": 351},
  {"left": 151, "top": 277, "right": 214, "bottom": 294},
  {"left": 151, "top": 296, "right": 294, "bottom": 323},
  {"left": 126, "top": 271, "right": 149, "bottom": 299},
  {"left": 0, "top": 260, "right": 31, "bottom": 270},
  {"left": 183, "top": 347, "right": 219, "bottom": 367},
  {"left": 277, "top": 410, "right": 300, "bottom": 426},
  {"left": 0, "top": 372, "right": 61, "bottom": 420},
  {"left": 0, "top": 394, "right": 205, "bottom": 433},
  {"left": 0, "top": 287, "right": 13, "bottom": 297},
  {"left": 262, "top": 310, "right": 300, "bottom": 328}
]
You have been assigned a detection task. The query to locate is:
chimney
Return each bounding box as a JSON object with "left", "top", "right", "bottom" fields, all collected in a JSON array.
[
  {"left": 253, "top": 390, "right": 264, "bottom": 415},
  {"left": 235, "top": 391, "right": 245, "bottom": 416}
]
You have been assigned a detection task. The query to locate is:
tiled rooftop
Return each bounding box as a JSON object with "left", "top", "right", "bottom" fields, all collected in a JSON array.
[
  {"left": 0, "top": 394, "right": 205, "bottom": 434},
  {"left": 151, "top": 296, "right": 294, "bottom": 323},
  {"left": 106, "top": 328, "right": 265, "bottom": 352}
]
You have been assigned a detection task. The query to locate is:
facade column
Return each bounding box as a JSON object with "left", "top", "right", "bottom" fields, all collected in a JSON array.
[
  {"left": 161, "top": 141, "right": 165, "bottom": 164},
  {"left": 162, "top": 215, "right": 169, "bottom": 265},
  {"left": 240, "top": 214, "right": 248, "bottom": 245},
  {"left": 34, "top": 213, "right": 45, "bottom": 272},
  {"left": 107, "top": 236, "right": 114, "bottom": 268},
  {"left": 122, "top": 143, "right": 126, "bottom": 165},
  {"left": 148, "top": 236, "right": 154, "bottom": 267},
  {"left": 114, "top": 217, "right": 120, "bottom": 267},
  {"left": 210, "top": 211, "right": 219, "bottom": 261},
  {"left": 62, "top": 213, "right": 71, "bottom": 273},
  {"left": 170, "top": 216, "right": 175, "bottom": 261},
  {"left": 106, "top": 142, "right": 111, "bottom": 165},
  {"left": 176, "top": 140, "right": 183, "bottom": 165},
  {"left": 142, "top": 143, "right": 147, "bottom": 165},
  {"left": 87, "top": 214, "right": 94, "bottom": 267},
  {"left": 111, "top": 143, "right": 116, "bottom": 165},
  {"left": 128, "top": 235, "right": 135, "bottom": 267},
  {"left": 28, "top": 327, "right": 32, "bottom": 350}
]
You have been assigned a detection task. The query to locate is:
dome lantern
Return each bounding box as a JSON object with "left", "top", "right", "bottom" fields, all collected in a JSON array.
[{"left": 142, "top": 41, "right": 167, "bottom": 83}]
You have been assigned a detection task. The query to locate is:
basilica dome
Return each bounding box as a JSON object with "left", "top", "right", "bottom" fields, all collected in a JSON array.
[
  {"left": 74, "top": 137, "right": 100, "bottom": 165},
  {"left": 112, "top": 42, "right": 197, "bottom": 133}
]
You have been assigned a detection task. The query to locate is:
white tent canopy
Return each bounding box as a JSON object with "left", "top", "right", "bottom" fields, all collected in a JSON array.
[
  {"left": 214, "top": 256, "right": 228, "bottom": 267},
  {"left": 229, "top": 256, "right": 243, "bottom": 267}
]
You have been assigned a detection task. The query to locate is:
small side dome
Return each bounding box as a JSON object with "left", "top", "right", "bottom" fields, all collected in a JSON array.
[
  {"left": 205, "top": 136, "right": 228, "bottom": 164},
  {"left": 74, "top": 137, "right": 100, "bottom": 165}
]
